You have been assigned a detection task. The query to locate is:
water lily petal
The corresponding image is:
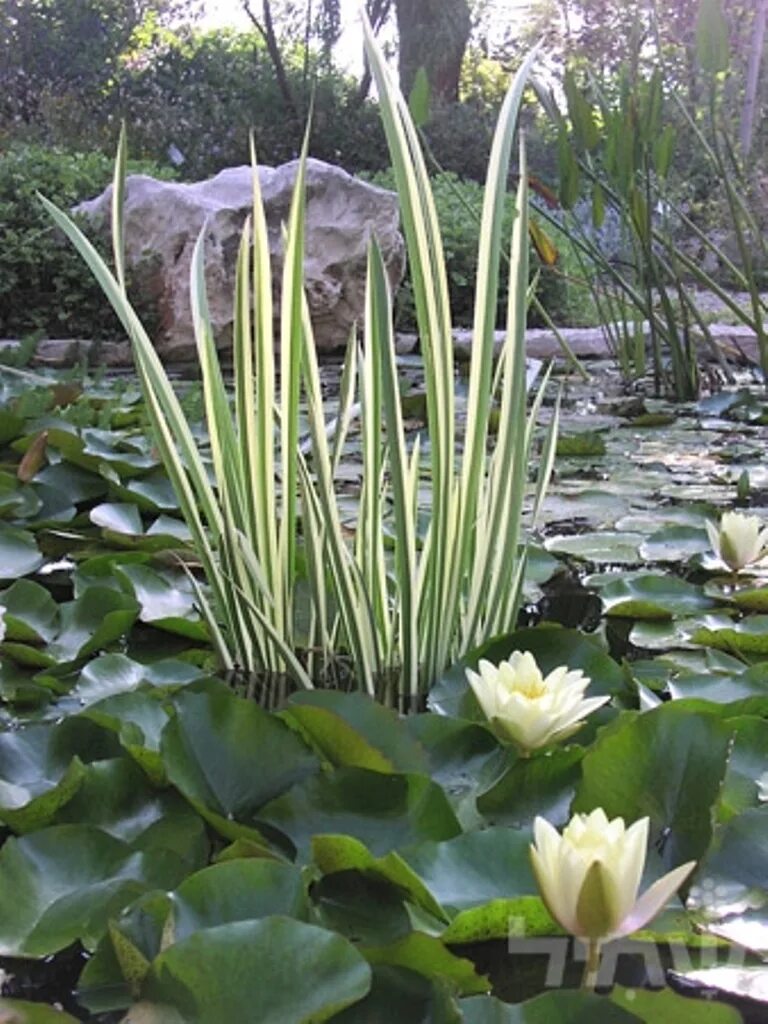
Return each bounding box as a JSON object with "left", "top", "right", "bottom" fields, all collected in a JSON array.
[
  {"left": 616, "top": 860, "right": 696, "bottom": 937},
  {"left": 576, "top": 858, "right": 620, "bottom": 939}
]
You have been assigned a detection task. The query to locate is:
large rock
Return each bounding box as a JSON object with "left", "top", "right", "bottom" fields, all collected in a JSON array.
[{"left": 75, "top": 159, "right": 405, "bottom": 360}]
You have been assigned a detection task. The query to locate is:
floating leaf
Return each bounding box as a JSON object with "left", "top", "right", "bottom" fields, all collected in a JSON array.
[
  {"left": 1, "top": 579, "right": 59, "bottom": 643},
  {"left": 142, "top": 918, "right": 371, "bottom": 1022},
  {"left": 691, "top": 614, "right": 768, "bottom": 655},
  {"left": 0, "top": 1000, "right": 82, "bottom": 1023},
  {"left": 259, "top": 767, "right": 461, "bottom": 860},
  {"left": 639, "top": 525, "right": 710, "bottom": 563},
  {"left": 284, "top": 691, "right": 428, "bottom": 774},
  {"left": 599, "top": 575, "right": 713, "bottom": 620},
  {"left": 443, "top": 895, "right": 557, "bottom": 944},
  {"left": 0, "top": 825, "right": 187, "bottom": 956},
  {"left": 545, "top": 532, "right": 642, "bottom": 565},
  {"left": 0, "top": 723, "right": 86, "bottom": 833},
  {"left": 161, "top": 688, "right": 318, "bottom": 832},
  {"left": 363, "top": 932, "right": 487, "bottom": 995},
  {"left": 574, "top": 704, "right": 732, "bottom": 869},
  {"left": 403, "top": 828, "right": 537, "bottom": 915},
  {"left": 312, "top": 834, "right": 447, "bottom": 922},
  {"left": 0, "top": 526, "right": 44, "bottom": 579},
  {"left": 90, "top": 502, "right": 143, "bottom": 536}
]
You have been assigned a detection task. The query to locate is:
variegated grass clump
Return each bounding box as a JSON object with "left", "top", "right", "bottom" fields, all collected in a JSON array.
[{"left": 41, "top": 21, "right": 556, "bottom": 703}]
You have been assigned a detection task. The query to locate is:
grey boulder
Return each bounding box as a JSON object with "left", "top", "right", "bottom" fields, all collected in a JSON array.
[{"left": 75, "top": 158, "right": 405, "bottom": 360}]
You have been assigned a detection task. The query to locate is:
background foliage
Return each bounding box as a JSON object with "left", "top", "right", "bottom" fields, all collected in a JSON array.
[{"left": 0, "top": 145, "right": 173, "bottom": 340}]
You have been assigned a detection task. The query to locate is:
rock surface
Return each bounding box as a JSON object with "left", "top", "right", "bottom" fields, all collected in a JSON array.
[{"left": 74, "top": 159, "right": 405, "bottom": 360}]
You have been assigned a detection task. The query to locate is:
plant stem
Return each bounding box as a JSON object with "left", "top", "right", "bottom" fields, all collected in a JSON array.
[{"left": 581, "top": 938, "right": 602, "bottom": 989}]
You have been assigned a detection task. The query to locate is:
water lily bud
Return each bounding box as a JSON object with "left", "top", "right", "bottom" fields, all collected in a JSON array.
[
  {"left": 530, "top": 810, "right": 696, "bottom": 943},
  {"left": 465, "top": 650, "right": 609, "bottom": 752},
  {"left": 707, "top": 511, "right": 768, "bottom": 572}
]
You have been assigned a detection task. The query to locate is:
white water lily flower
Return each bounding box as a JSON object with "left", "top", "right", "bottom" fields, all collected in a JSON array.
[
  {"left": 0, "top": 605, "right": 5, "bottom": 644},
  {"left": 465, "top": 650, "right": 609, "bottom": 752},
  {"left": 530, "top": 810, "right": 696, "bottom": 944},
  {"left": 706, "top": 511, "right": 768, "bottom": 572},
  {"left": 757, "top": 772, "right": 768, "bottom": 803}
]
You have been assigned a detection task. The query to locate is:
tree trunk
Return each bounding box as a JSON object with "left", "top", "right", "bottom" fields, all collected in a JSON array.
[
  {"left": 739, "top": 0, "right": 768, "bottom": 157},
  {"left": 242, "top": 0, "right": 300, "bottom": 123},
  {"left": 395, "top": 0, "right": 471, "bottom": 103}
]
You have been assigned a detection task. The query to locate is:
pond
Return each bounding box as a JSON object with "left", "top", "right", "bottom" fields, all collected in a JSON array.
[{"left": 0, "top": 353, "right": 767, "bottom": 1023}]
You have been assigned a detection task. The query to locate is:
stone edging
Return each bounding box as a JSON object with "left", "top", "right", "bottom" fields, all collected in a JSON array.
[{"left": 1, "top": 320, "right": 766, "bottom": 369}]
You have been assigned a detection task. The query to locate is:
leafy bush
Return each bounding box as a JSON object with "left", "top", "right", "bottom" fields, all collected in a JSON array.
[
  {"left": 0, "top": 143, "right": 173, "bottom": 340},
  {"left": 367, "top": 169, "right": 589, "bottom": 330},
  {"left": 106, "top": 29, "right": 390, "bottom": 179}
]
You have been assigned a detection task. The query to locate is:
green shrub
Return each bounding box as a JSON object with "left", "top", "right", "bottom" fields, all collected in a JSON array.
[
  {"left": 107, "top": 29, "right": 390, "bottom": 179},
  {"left": 0, "top": 144, "right": 173, "bottom": 340},
  {"left": 367, "top": 169, "right": 590, "bottom": 330}
]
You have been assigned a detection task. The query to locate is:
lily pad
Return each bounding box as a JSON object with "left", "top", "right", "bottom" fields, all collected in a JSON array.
[
  {"left": 0, "top": 722, "right": 86, "bottom": 833},
  {"left": 639, "top": 525, "right": 710, "bottom": 563},
  {"left": 258, "top": 767, "right": 461, "bottom": 859},
  {"left": 691, "top": 614, "right": 768, "bottom": 655},
  {"left": 0, "top": 824, "right": 189, "bottom": 956},
  {"left": 0, "top": 578, "right": 59, "bottom": 643},
  {"left": 599, "top": 574, "right": 714, "bottom": 620},
  {"left": 141, "top": 918, "right": 371, "bottom": 1022},
  {"left": 0, "top": 525, "right": 44, "bottom": 579},
  {"left": 161, "top": 688, "right": 319, "bottom": 832},
  {"left": 545, "top": 532, "right": 642, "bottom": 564},
  {"left": 573, "top": 703, "right": 733, "bottom": 870},
  {"left": 284, "top": 691, "right": 428, "bottom": 774},
  {"left": 402, "top": 828, "right": 537, "bottom": 915}
]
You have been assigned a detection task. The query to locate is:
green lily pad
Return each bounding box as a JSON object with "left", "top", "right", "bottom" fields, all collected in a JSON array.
[
  {"left": 170, "top": 860, "right": 306, "bottom": 942},
  {"left": 311, "top": 834, "right": 447, "bottom": 922},
  {"left": 443, "top": 895, "right": 558, "bottom": 943},
  {"left": 639, "top": 525, "right": 710, "bottom": 563},
  {"left": 331, "top": 965, "right": 460, "bottom": 1024},
  {"left": 259, "top": 767, "right": 461, "bottom": 860},
  {"left": 47, "top": 586, "right": 139, "bottom": 664},
  {"left": 574, "top": 704, "right": 733, "bottom": 870},
  {"left": 141, "top": 918, "right": 371, "bottom": 1022},
  {"left": 691, "top": 614, "right": 768, "bottom": 655},
  {"left": 461, "top": 989, "right": 639, "bottom": 1022},
  {"left": 90, "top": 501, "right": 144, "bottom": 536},
  {"left": 0, "top": 722, "right": 86, "bottom": 832},
  {"left": 161, "top": 688, "right": 319, "bottom": 831},
  {"left": 402, "top": 828, "right": 537, "bottom": 915},
  {"left": 0, "top": 578, "right": 59, "bottom": 642},
  {"left": 0, "top": 824, "right": 189, "bottom": 956},
  {"left": 668, "top": 662, "right": 768, "bottom": 704},
  {"left": 555, "top": 432, "right": 606, "bottom": 456},
  {"left": 477, "top": 746, "right": 585, "bottom": 828},
  {"left": 54, "top": 757, "right": 207, "bottom": 869},
  {"left": 721, "top": 585, "right": 768, "bottom": 613},
  {"left": 113, "top": 563, "right": 198, "bottom": 623},
  {"left": 284, "top": 691, "right": 428, "bottom": 774},
  {"left": 0, "top": 1001, "right": 81, "bottom": 1024},
  {"left": 0, "top": 525, "right": 44, "bottom": 579},
  {"left": 715, "top": 717, "right": 768, "bottom": 822},
  {"left": 599, "top": 574, "right": 714, "bottom": 620},
  {"left": 545, "top": 532, "right": 642, "bottom": 564},
  {"left": 362, "top": 932, "right": 488, "bottom": 995}
]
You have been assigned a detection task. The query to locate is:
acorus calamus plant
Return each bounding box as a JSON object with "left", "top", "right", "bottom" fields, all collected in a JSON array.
[{"left": 41, "top": 20, "right": 557, "bottom": 703}]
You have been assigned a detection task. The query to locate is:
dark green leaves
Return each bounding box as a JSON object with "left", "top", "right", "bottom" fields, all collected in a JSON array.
[
  {"left": 574, "top": 704, "right": 733, "bottom": 869},
  {"left": 161, "top": 689, "right": 319, "bottom": 835},
  {"left": 142, "top": 918, "right": 371, "bottom": 1023}
]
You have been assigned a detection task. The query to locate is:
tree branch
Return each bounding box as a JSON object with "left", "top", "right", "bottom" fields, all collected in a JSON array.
[{"left": 241, "top": 0, "right": 300, "bottom": 122}]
